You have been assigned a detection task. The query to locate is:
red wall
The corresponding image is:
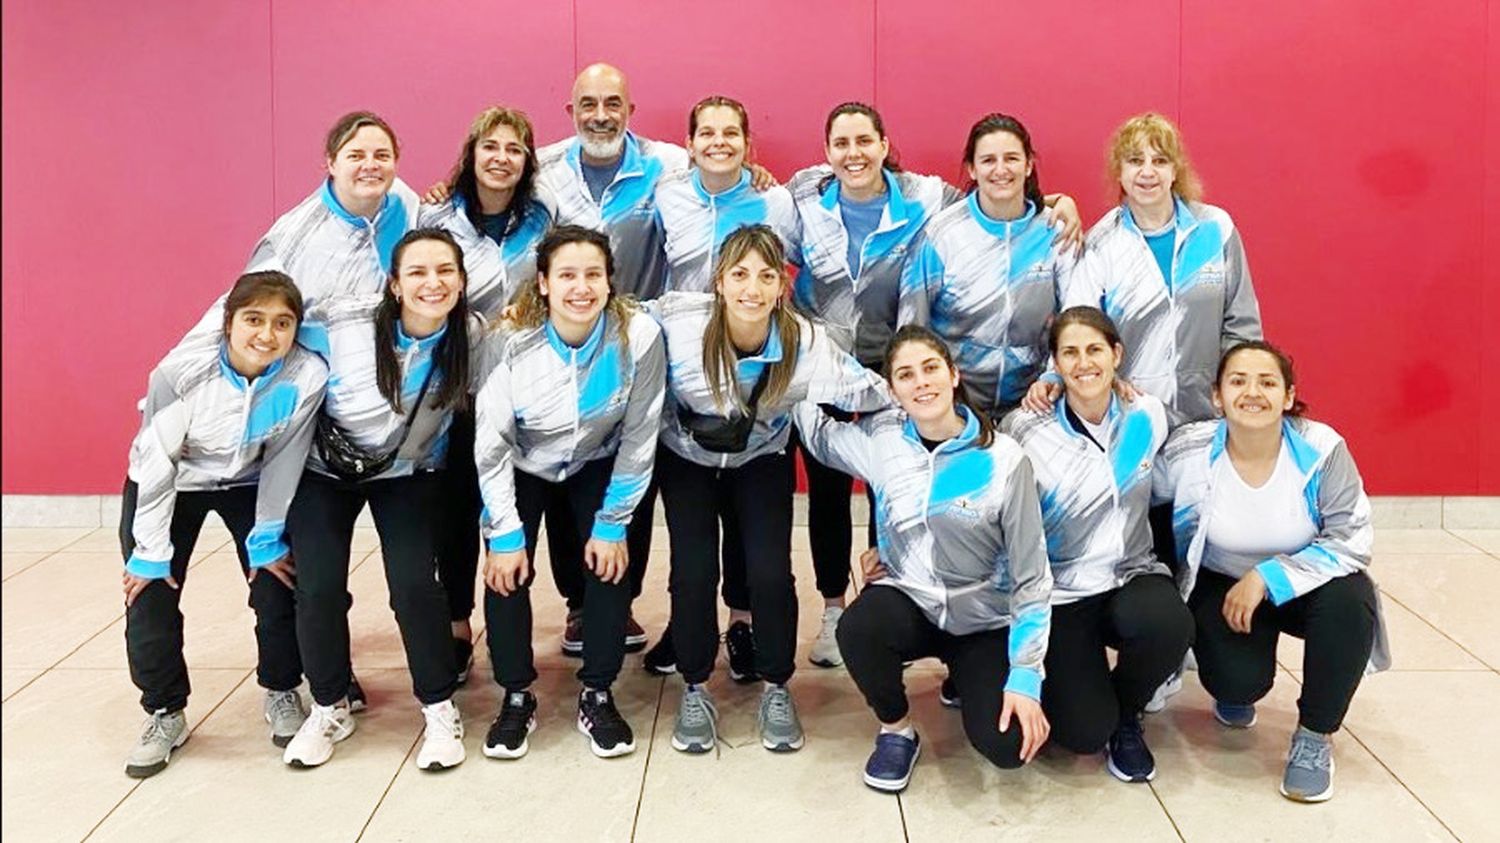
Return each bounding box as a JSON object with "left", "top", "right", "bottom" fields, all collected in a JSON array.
[{"left": 3, "top": 0, "right": 1496, "bottom": 494}]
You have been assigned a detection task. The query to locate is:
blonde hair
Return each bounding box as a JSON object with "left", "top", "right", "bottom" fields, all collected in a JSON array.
[
  {"left": 702, "top": 225, "right": 801, "bottom": 411},
  {"left": 1107, "top": 112, "right": 1202, "bottom": 203}
]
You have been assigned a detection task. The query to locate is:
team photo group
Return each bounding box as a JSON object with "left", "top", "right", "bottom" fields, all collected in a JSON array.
[{"left": 118, "top": 61, "right": 1384, "bottom": 806}]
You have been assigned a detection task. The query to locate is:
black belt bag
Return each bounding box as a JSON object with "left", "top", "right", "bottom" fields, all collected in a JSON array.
[
  {"left": 316, "top": 368, "right": 434, "bottom": 482},
  {"left": 677, "top": 369, "right": 769, "bottom": 454}
]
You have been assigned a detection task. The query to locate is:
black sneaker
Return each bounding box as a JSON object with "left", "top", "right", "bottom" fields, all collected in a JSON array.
[
  {"left": 347, "top": 674, "right": 368, "bottom": 713},
  {"left": 577, "top": 688, "right": 636, "bottom": 758},
  {"left": 453, "top": 638, "right": 474, "bottom": 686},
  {"left": 1106, "top": 714, "right": 1156, "bottom": 783},
  {"left": 938, "top": 676, "right": 961, "bottom": 709},
  {"left": 561, "top": 610, "right": 584, "bottom": 658},
  {"left": 643, "top": 624, "right": 678, "bottom": 675},
  {"left": 624, "top": 612, "right": 648, "bottom": 653},
  {"left": 483, "top": 690, "right": 537, "bottom": 760},
  {"left": 725, "top": 621, "right": 759, "bottom": 684}
]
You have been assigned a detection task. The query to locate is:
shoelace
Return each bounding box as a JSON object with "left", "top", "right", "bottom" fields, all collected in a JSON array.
[
  {"left": 423, "top": 703, "right": 461, "bottom": 739},
  {"left": 681, "top": 690, "right": 727, "bottom": 758},
  {"left": 267, "top": 692, "right": 302, "bottom": 724},
  {"left": 761, "top": 687, "right": 795, "bottom": 726},
  {"left": 1114, "top": 717, "right": 1146, "bottom": 753},
  {"left": 585, "top": 692, "right": 627, "bottom": 733},
  {"left": 140, "top": 711, "right": 177, "bottom": 744},
  {"left": 498, "top": 695, "right": 532, "bottom": 734},
  {"left": 310, "top": 705, "right": 352, "bottom": 740},
  {"left": 1287, "top": 734, "right": 1332, "bottom": 771}
]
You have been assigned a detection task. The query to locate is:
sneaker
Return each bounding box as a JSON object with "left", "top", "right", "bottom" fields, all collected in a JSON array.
[
  {"left": 863, "top": 730, "right": 921, "bottom": 793},
  {"left": 124, "top": 708, "right": 188, "bottom": 778},
  {"left": 758, "top": 684, "right": 805, "bottom": 752},
  {"left": 1106, "top": 714, "right": 1156, "bottom": 783},
  {"left": 264, "top": 689, "right": 308, "bottom": 748},
  {"left": 483, "top": 691, "right": 538, "bottom": 760},
  {"left": 643, "top": 625, "right": 678, "bottom": 676},
  {"left": 453, "top": 638, "right": 475, "bottom": 686},
  {"left": 416, "top": 699, "right": 466, "bottom": 770},
  {"left": 809, "top": 606, "right": 844, "bottom": 668},
  {"left": 1281, "top": 727, "right": 1335, "bottom": 802},
  {"left": 347, "top": 674, "right": 367, "bottom": 713},
  {"left": 561, "top": 610, "right": 584, "bottom": 657},
  {"left": 1144, "top": 671, "right": 1183, "bottom": 715},
  {"left": 283, "top": 702, "right": 355, "bottom": 767},
  {"left": 726, "top": 620, "right": 759, "bottom": 684},
  {"left": 1213, "top": 700, "right": 1258, "bottom": 729},
  {"left": 577, "top": 688, "right": 635, "bottom": 758},
  {"left": 624, "top": 612, "right": 648, "bottom": 653},
  {"left": 938, "top": 676, "right": 961, "bottom": 709},
  {"left": 671, "top": 685, "right": 719, "bottom": 754}
]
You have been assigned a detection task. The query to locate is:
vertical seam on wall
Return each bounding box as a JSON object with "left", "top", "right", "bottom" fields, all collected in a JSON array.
[{"left": 268, "top": 0, "right": 277, "bottom": 210}]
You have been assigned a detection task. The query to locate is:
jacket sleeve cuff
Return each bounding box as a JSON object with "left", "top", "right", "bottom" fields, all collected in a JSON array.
[
  {"left": 1003, "top": 666, "right": 1043, "bottom": 701},
  {"left": 1039, "top": 371, "right": 1063, "bottom": 386},
  {"left": 1255, "top": 559, "right": 1297, "bottom": 606},
  {"left": 244, "top": 521, "right": 289, "bottom": 569},
  {"left": 125, "top": 554, "right": 172, "bottom": 580},
  {"left": 487, "top": 529, "right": 525, "bottom": 554},
  {"left": 590, "top": 519, "right": 627, "bottom": 543}
]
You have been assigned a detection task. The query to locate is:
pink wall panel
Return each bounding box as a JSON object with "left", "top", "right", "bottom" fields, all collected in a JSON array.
[
  {"left": 1180, "top": 0, "right": 1489, "bottom": 493},
  {"left": 2, "top": 2, "right": 274, "bottom": 493},
  {"left": 1481, "top": 0, "right": 1500, "bottom": 485}
]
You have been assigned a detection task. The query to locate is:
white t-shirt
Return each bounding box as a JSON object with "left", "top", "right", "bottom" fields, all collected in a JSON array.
[{"left": 1205, "top": 443, "right": 1318, "bottom": 566}]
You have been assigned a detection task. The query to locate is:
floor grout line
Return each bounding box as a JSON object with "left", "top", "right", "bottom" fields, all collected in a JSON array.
[
  {"left": 357, "top": 713, "right": 426, "bottom": 841},
  {"left": 1145, "top": 779, "right": 1188, "bottom": 842},
  {"left": 1375, "top": 590, "right": 1499, "bottom": 672},
  {"left": 628, "top": 675, "right": 666, "bottom": 842},
  {"left": 1440, "top": 528, "right": 1496, "bottom": 556}
]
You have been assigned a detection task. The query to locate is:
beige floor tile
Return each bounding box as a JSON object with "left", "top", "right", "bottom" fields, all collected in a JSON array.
[
  {"left": 0, "top": 668, "right": 248, "bottom": 843},
  {"left": 895, "top": 669, "right": 1180, "bottom": 841},
  {"left": 2, "top": 550, "right": 50, "bottom": 580},
  {"left": 58, "top": 524, "right": 233, "bottom": 561},
  {"left": 1373, "top": 529, "right": 1485, "bottom": 556},
  {"left": 1449, "top": 529, "right": 1500, "bottom": 555},
  {"left": 1, "top": 527, "right": 92, "bottom": 553},
  {"left": 1148, "top": 671, "right": 1453, "bottom": 841},
  {"left": 350, "top": 526, "right": 382, "bottom": 552},
  {"left": 1, "top": 552, "right": 129, "bottom": 669},
  {"left": 1277, "top": 589, "right": 1488, "bottom": 673},
  {"left": 634, "top": 669, "right": 904, "bottom": 843},
  {"left": 362, "top": 667, "right": 662, "bottom": 842},
  {"left": 1371, "top": 555, "right": 1500, "bottom": 669},
  {"left": 86, "top": 668, "right": 427, "bottom": 843},
  {"left": 1340, "top": 671, "right": 1500, "bottom": 843},
  {"left": 1, "top": 668, "right": 45, "bottom": 700}
]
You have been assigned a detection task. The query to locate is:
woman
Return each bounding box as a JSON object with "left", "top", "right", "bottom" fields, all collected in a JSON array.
[
  {"left": 653, "top": 224, "right": 890, "bottom": 755},
  {"left": 419, "top": 106, "right": 557, "bottom": 682},
  {"left": 1002, "top": 307, "right": 1193, "bottom": 784},
  {"left": 473, "top": 225, "right": 665, "bottom": 760},
  {"left": 1156, "top": 341, "right": 1388, "bottom": 802},
  {"left": 281, "top": 228, "right": 475, "bottom": 772},
  {"left": 119, "top": 271, "right": 327, "bottom": 778},
  {"left": 794, "top": 324, "right": 1053, "bottom": 793},
  {"left": 900, "top": 113, "right": 1077, "bottom": 420}
]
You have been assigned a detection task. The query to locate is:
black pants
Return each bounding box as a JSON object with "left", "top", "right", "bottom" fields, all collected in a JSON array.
[
  {"left": 288, "top": 470, "right": 457, "bottom": 707},
  {"left": 1190, "top": 568, "right": 1376, "bottom": 734},
  {"left": 1043, "top": 574, "right": 1194, "bottom": 753},
  {"left": 436, "top": 408, "right": 482, "bottom": 624},
  {"left": 549, "top": 478, "right": 655, "bottom": 609},
  {"left": 837, "top": 584, "right": 1026, "bottom": 769},
  {"left": 487, "top": 458, "right": 630, "bottom": 691},
  {"left": 119, "top": 480, "right": 299, "bottom": 714},
  {"left": 659, "top": 446, "right": 796, "bottom": 685},
  {"left": 793, "top": 418, "right": 876, "bottom": 601},
  {"left": 1148, "top": 504, "right": 1179, "bottom": 578}
]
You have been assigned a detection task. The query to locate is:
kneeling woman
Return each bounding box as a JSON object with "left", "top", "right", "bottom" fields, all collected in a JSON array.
[
  {"left": 474, "top": 225, "right": 665, "bottom": 760},
  {"left": 1003, "top": 307, "right": 1192, "bottom": 784},
  {"left": 120, "top": 271, "right": 327, "bottom": 778},
  {"left": 655, "top": 224, "right": 888, "bottom": 754},
  {"left": 795, "top": 325, "right": 1053, "bottom": 793},
  {"left": 1157, "top": 341, "right": 1388, "bottom": 802},
  {"left": 284, "top": 228, "right": 474, "bottom": 771}
]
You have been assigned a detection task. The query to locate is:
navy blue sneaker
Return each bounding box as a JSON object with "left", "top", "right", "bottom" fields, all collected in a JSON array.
[
  {"left": 1213, "top": 700, "right": 1258, "bottom": 729},
  {"left": 938, "top": 676, "right": 961, "bottom": 709},
  {"left": 863, "top": 731, "right": 921, "bottom": 793},
  {"left": 1106, "top": 715, "right": 1156, "bottom": 783}
]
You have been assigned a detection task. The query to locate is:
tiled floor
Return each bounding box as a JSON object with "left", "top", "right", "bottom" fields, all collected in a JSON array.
[{"left": 2, "top": 521, "right": 1497, "bottom": 842}]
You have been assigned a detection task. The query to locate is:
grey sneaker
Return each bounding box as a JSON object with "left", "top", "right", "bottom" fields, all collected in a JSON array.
[
  {"left": 809, "top": 606, "right": 844, "bottom": 668},
  {"left": 125, "top": 708, "right": 188, "bottom": 778},
  {"left": 757, "top": 684, "right": 804, "bottom": 752},
  {"left": 671, "top": 685, "right": 719, "bottom": 754},
  {"left": 264, "top": 689, "right": 308, "bottom": 748},
  {"left": 1281, "top": 727, "right": 1335, "bottom": 802}
]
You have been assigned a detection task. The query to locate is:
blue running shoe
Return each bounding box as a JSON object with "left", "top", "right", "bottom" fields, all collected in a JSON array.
[
  {"left": 863, "top": 731, "right": 921, "bottom": 793},
  {"left": 1214, "top": 700, "right": 1258, "bottom": 729},
  {"left": 1106, "top": 715, "right": 1156, "bottom": 782}
]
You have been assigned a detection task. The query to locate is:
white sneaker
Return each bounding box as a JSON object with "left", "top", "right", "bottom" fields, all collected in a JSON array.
[
  {"left": 1144, "top": 671, "right": 1183, "bottom": 715},
  {"left": 417, "top": 699, "right": 466, "bottom": 770},
  {"left": 283, "top": 702, "right": 355, "bottom": 767},
  {"left": 809, "top": 606, "right": 844, "bottom": 668}
]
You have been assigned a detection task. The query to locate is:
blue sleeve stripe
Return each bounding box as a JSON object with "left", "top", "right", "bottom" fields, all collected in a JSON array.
[
  {"left": 591, "top": 519, "right": 627, "bottom": 543},
  {"left": 125, "top": 555, "right": 171, "bottom": 580},
  {"left": 244, "top": 520, "right": 289, "bottom": 568},
  {"left": 488, "top": 529, "right": 525, "bottom": 554},
  {"left": 1008, "top": 606, "right": 1049, "bottom": 659},
  {"left": 1004, "top": 666, "right": 1043, "bottom": 700},
  {"left": 1256, "top": 559, "right": 1297, "bottom": 605}
]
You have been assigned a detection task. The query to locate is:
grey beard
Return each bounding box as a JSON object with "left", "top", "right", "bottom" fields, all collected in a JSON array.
[{"left": 579, "top": 133, "right": 625, "bottom": 161}]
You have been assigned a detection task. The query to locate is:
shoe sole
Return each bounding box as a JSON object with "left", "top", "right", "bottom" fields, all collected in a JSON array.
[
  {"left": 643, "top": 662, "right": 678, "bottom": 676},
  {"left": 266, "top": 709, "right": 304, "bottom": 748},
  {"left": 809, "top": 655, "right": 843, "bottom": 668},
  {"left": 729, "top": 668, "right": 760, "bottom": 684},
  {"left": 670, "top": 735, "right": 712, "bottom": 754},
  {"left": 576, "top": 716, "right": 636, "bottom": 758},
  {"left": 1106, "top": 751, "right": 1157, "bottom": 783},
  {"left": 938, "top": 694, "right": 961, "bottom": 709},
  {"left": 762, "top": 734, "right": 805, "bottom": 752},
  {"left": 284, "top": 719, "right": 355, "bottom": 768},
  {"left": 483, "top": 717, "right": 536, "bottom": 760},
  {"left": 1213, "top": 709, "right": 1258, "bottom": 729},
  {"left": 1280, "top": 758, "right": 1335, "bottom": 803},
  {"left": 418, "top": 748, "right": 467, "bottom": 771},
  {"left": 125, "top": 732, "right": 189, "bottom": 779},
  {"left": 862, "top": 741, "right": 920, "bottom": 793},
  {"left": 561, "top": 641, "right": 584, "bottom": 657}
]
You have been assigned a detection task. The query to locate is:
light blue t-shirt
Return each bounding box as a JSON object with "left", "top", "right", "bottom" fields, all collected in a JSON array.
[
  {"left": 582, "top": 158, "right": 622, "bottom": 203},
  {"left": 838, "top": 191, "right": 888, "bottom": 278},
  {"left": 1145, "top": 229, "right": 1174, "bottom": 291}
]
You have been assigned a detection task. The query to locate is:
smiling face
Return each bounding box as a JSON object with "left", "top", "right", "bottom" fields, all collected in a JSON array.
[
  {"left": 887, "top": 339, "right": 961, "bottom": 426},
  {"left": 539, "top": 241, "right": 611, "bottom": 335},
  {"left": 1053, "top": 322, "right": 1122, "bottom": 408},
  {"left": 1215, "top": 349, "right": 1296, "bottom": 432},
  {"left": 568, "top": 66, "right": 632, "bottom": 161},
  {"left": 474, "top": 123, "right": 527, "bottom": 196},
  {"left": 689, "top": 105, "right": 748, "bottom": 181},
  {"left": 966, "top": 129, "right": 1032, "bottom": 215},
  {"left": 326, "top": 125, "right": 397, "bottom": 213},
  {"left": 391, "top": 238, "right": 464, "bottom": 330},
  {"left": 825, "top": 112, "right": 889, "bottom": 196},
  {"left": 225, "top": 297, "right": 298, "bottom": 378},
  {"left": 1119, "top": 141, "right": 1177, "bottom": 217},
  {"left": 715, "top": 247, "right": 784, "bottom": 329}
]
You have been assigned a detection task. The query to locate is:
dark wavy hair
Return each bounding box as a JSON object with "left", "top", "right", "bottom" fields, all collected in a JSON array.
[
  {"left": 1216, "top": 340, "right": 1308, "bottom": 417},
  {"left": 221, "top": 270, "right": 303, "bottom": 336},
  {"left": 446, "top": 106, "right": 540, "bottom": 239},
  {"left": 883, "top": 324, "right": 995, "bottom": 448},
  {"left": 962, "top": 112, "right": 1044, "bottom": 210},
  {"left": 375, "top": 228, "right": 470, "bottom": 414},
  {"left": 817, "top": 101, "right": 902, "bottom": 194}
]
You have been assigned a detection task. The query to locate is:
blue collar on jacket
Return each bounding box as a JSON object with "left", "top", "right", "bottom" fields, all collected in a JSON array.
[
  {"left": 565, "top": 131, "right": 647, "bottom": 181},
  {"left": 965, "top": 192, "right": 1038, "bottom": 237},
  {"left": 691, "top": 168, "right": 751, "bottom": 203},
  {"left": 395, "top": 320, "right": 448, "bottom": 354},
  {"left": 732, "top": 315, "right": 786, "bottom": 383},
  {"left": 817, "top": 168, "right": 915, "bottom": 226},
  {"left": 901, "top": 404, "right": 981, "bottom": 453},
  {"left": 218, "top": 344, "right": 285, "bottom": 393},
  {"left": 544, "top": 311, "right": 608, "bottom": 366},
  {"left": 1120, "top": 196, "right": 1197, "bottom": 237},
  {"left": 1207, "top": 416, "right": 1321, "bottom": 477},
  {"left": 319, "top": 178, "right": 395, "bottom": 226}
]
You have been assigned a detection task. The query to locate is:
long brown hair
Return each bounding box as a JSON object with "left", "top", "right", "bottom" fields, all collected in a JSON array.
[
  {"left": 882, "top": 324, "right": 996, "bottom": 448},
  {"left": 375, "top": 228, "right": 470, "bottom": 414},
  {"left": 507, "top": 225, "right": 639, "bottom": 355},
  {"left": 446, "top": 106, "right": 540, "bottom": 237},
  {"left": 962, "top": 113, "right": 1044, "bottom": 210},
  {"left": 702, "top": 225, "right": 800, "bottom": 411}
]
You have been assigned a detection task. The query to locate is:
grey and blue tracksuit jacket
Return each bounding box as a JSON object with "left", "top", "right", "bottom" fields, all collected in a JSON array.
[
  {"left": 125, "top": 341, "right": 328, "bottom": 579},
  {"left": 792, "top": 403, "right": 1053, "bottom": 699},
  {"left": 900, "top": 195, "right": 1077, "bottom": 415},
  {"left": 652, "top": 292, "right": 892, "bottom": 470},
  {"left": 789, "top": 166, "right": 960, "bottom": 368},
  {"left": 1002, "top": 394, "right": 1171, "bottom": 605},
  {"left": 474, "top": 309, "right": 666, "bottom": 553},
  {"left": 417, "top": 192, "right": 555, "bottom": 319},
  {"left": 1066, "top": 200, "right": 1262, "bottom": 425},
  {"left": 654, "top": 169, "right": 800, "bottom": 295},
  {"left": 536, "top": 132, "right": 689, "bottom": 302},
  {"left": 1154, "top": 416, "right": 1390, "bottom": 671}
]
